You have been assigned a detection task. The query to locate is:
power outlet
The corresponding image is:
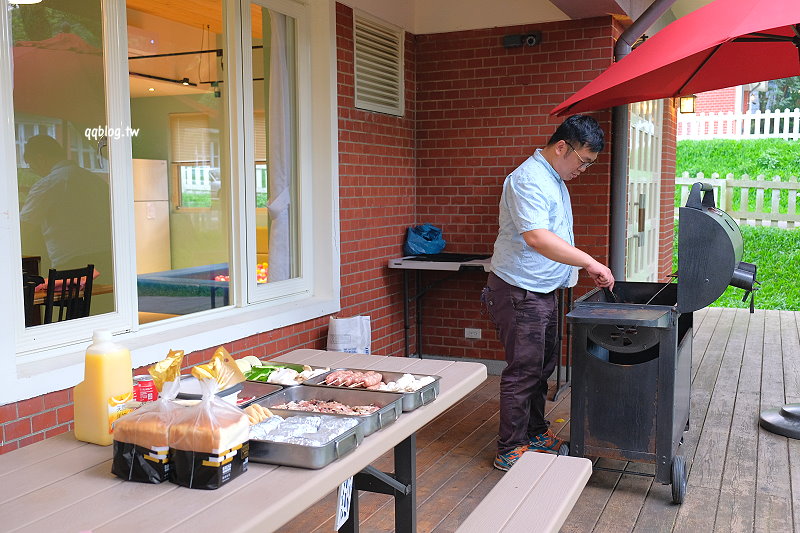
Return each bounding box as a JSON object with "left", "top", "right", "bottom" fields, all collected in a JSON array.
[{"left": 464, "top": 328, "right": 482, "bottom": 339}]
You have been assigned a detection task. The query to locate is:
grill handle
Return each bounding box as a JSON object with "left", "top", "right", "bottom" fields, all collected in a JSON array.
[
  {"left": 731, "top": 261, "right": 759, "bottom": 313},
  {"left": 686, "top": 182, "right": 717, "bottom": 210}
]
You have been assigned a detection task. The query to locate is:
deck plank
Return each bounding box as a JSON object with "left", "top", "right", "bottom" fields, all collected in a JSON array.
[
  {"left": 755, "top": 310, "right": 794, "bottom": 532},
  {"left": 711, "top": 309, "right": 763, "bottom": 532}
]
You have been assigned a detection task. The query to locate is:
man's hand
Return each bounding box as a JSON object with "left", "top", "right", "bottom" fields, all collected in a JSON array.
[
  {"left": 522, "top": 229, "right": 615, "bottom": 289},
  {"left": 586, "top": 260, "right": 614, "bottom": 289}
]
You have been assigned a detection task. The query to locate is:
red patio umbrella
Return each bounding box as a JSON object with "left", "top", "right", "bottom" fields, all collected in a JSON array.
[
  {"left": 13, "top": 32, "right": 106, "bottom": 128},
  {"left": 552, "top": 0, "right": 800, "bottom": 115}
]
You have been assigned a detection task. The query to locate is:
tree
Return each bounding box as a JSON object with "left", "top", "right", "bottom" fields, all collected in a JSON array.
[{"left": 760, "top": 76, "right": 800, "bottom": 111}]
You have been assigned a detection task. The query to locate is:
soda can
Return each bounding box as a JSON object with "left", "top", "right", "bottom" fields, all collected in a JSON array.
[{"left": 133, "top": 375, "right": 159, "bottom": 402}]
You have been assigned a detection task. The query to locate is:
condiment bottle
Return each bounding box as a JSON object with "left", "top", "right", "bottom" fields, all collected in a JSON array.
[{"left": 73, "top": 330, "right": 134, "bottom": 446}]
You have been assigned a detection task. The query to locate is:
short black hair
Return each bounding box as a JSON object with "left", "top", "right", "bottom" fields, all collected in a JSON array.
[
  {"left": 24, "top": 134, "right": 66, "bottom": 163},
  {"left": 546, "top": 115, "right": 604, "bottom": 153}
]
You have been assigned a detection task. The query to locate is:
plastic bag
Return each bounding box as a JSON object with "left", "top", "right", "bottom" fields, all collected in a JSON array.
[
  {"left": 403, "top": 224, "right": 446, "bottom": 255},
  {"left": 112, "top": 378, "right": 182, "bottom": 483},
  {"left": 168, "top": 377, "right": 250, "bottom": 489},
  {"left": 327, "top": 315, "right": 371, "bottom": 354}
]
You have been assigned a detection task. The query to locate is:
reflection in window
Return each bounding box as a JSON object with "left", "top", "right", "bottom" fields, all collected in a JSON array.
[
  {"left": 12, "top": 0, "right": 115, "bottom": 326},
  {"left": 128, "top": 0, "right": 231, "bottom": 323},
  {"left": 251, "top": 5, "right": 299, "bottom": 285},
  {"left": 169, "top": 113, "right": 220, "bottom": 209}
]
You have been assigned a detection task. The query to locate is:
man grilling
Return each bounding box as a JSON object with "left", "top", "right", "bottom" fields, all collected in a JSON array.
[{"left": 484, "top": 115, "right": 615, "bottom": 471}]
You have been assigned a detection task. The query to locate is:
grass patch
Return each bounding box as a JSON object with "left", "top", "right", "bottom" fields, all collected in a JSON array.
[
  {"left": 677, "top": 138, "right": 800, "bottom": 178},
  {"left": 673, "top": 225, "right": 800, "bottom": 311}
]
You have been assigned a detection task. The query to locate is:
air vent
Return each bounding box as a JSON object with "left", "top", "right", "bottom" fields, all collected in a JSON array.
[{"left": 353, "top": 12, "right": 404, "bottom": 116}]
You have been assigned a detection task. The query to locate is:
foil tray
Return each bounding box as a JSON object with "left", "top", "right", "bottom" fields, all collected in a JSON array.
[
  {"left": 248, "top": 412, "right": 364, "bottom": 469},
  {"left": 256, "top": 386, "right": 403, "bottom": 437},
  {"left": 303, "top": 369, "right": 441, "bottom": 412}
]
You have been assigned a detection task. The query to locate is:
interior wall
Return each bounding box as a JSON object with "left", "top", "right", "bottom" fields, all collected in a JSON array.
[{"left": 130, "top": 95, "right": 229, "bottom": 269}]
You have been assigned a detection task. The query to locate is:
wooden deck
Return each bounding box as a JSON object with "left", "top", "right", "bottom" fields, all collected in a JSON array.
[{"left": 276, "top": 308, "right": 800, "bottom": 532}]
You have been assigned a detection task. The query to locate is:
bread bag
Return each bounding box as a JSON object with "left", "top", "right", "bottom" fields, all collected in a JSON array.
[
  {"left": 111, "top": 350, "right": 184, "bottom": 483},
  {"left": 168, "top": 369, "right": 249, "bottom": 489}
]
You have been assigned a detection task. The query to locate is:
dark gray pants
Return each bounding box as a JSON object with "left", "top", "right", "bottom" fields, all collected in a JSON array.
[{"left": 484, "top": 272, "right": 558, "bottom": 455}]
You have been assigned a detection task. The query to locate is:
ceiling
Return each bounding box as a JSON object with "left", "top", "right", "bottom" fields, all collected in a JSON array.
[{"left": 124, "top": 0, "right": 716, "bottom": 98}]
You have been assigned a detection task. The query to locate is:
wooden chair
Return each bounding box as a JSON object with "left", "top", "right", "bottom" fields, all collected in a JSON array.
[
  {"left": 23, "top": 273, "right": 45, "bottom": 327},
  {"left": 43, "top": 264, "right": 94, "bottom": 324}
]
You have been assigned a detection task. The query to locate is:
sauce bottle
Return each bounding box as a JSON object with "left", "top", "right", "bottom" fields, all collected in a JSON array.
[{"left": 73, "top": 330, "right": 134, "bottom": 446}]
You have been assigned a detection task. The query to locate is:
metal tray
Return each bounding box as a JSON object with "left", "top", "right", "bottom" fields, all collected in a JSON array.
[
  {"left": 256, "top": 386, "right": 403, "bottom": 437},
  {"left": 303, "top": 369, "right": 441, "bottom": 412},
  {"left": 237, "top": 381, "right": 283, "bottom": 407},
  {"left": 248, "top": 413, "right": 363, "bottom": 469}
]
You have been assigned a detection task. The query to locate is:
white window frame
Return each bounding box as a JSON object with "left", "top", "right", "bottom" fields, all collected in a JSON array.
[
  {"left": 0, "top": 0, "right": 339, "bottom": 406},
  {"left": 239, "top": 0, "right": 315, "bottom": 305}
]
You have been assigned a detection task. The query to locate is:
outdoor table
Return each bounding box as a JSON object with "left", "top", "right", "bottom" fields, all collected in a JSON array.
[{"left": 0, "top": 349, "right": 487, "bottom": 532}]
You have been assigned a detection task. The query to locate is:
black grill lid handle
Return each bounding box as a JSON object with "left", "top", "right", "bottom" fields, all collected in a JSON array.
[{"left": 686, "top": 182, "right": 717, "bottom": 210}]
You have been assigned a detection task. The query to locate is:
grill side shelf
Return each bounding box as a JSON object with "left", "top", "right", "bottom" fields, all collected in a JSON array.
[{"left": 567, "top": 304, "right": 675, "bottom": 328}]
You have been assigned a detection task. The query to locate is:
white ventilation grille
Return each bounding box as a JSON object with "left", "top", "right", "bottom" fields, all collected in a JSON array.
[{"left": 353, "top": 12, "right": 404, "bottom": 116}]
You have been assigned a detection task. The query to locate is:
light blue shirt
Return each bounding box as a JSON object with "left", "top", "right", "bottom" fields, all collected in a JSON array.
[{"left": 490, "top": 149, "right": 578, "bottom": 293}]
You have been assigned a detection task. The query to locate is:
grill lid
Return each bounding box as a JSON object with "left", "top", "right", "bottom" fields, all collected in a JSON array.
[{"left": 677, "top": 183, "right": 758, "bottom": 313}]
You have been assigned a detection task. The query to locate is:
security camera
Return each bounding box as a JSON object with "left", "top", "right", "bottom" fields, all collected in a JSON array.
[
  {"left": 502, "top": 31, "right": 542, "bottom": 49},
  {"left": 524, "top": 32, "right": 541, "bottom": 47}
]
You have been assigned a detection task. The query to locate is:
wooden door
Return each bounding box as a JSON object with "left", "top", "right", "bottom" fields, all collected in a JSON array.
[{"left": 625, "top": 100, "right": 663, "bottom": 281}]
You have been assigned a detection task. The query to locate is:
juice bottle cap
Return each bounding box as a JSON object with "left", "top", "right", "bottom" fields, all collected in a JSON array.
[{"left": 93, "top": 330, "right": 112, "bottom": 343}]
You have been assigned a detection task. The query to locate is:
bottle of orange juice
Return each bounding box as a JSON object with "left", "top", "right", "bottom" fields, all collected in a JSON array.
[{"left": 73, "top": 330, "right": 134, "bottom": 446}]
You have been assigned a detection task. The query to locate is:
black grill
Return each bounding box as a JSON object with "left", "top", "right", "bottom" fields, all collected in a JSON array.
[{"left": 567, "top": 182, "right": 758, "bottom": 504}]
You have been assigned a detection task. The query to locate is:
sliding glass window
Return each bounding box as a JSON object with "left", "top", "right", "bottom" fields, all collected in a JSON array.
[
  {"left": 11, "top": 0, "right": 115, "bottom": 328},
  {"left": 127, "top": 0, "right": 232, "bottom": 323},
  {"left": 249, "top": 4, "right": 300, "bottom": 288}
]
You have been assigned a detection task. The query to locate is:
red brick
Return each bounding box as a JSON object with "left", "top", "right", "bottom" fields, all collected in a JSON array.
[
  {"left": 0, "top": 441, "right": 19, "bottom": 455},
  {"left": 43, "top": 389, "right": 71, "bottom": 410},
  {"left": 32, "top": 410, "right": 58, "bottom": 433},
  {"left": 19, "top": 432, "right": 45, "bottom": 449},
  {"left": 45, "top": 425, "right": 70, "bottom": 439},
  {"left": 3, "top": 419, "right": 32, "bottom": 441},
  {"left": 17, "top": 397, "right": 45, "bottom": 418},
  {"left": 0, "top": 404, "right": 17, "bottom": 423},
  {"left": 57, "top": 405, "right": 74, "bottom": 425}
]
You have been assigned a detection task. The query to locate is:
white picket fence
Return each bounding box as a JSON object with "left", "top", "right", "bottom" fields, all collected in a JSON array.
[
  {"left": 675, "top": 173, "right": 800, "bottom": 228},
  {"left": 677, "top": 108, "right": 800, "bottom": 140}
]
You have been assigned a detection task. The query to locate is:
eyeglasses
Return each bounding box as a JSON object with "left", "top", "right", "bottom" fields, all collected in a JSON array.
[{"left": 565, "top": 142, "right": 595, "bottom": 170}]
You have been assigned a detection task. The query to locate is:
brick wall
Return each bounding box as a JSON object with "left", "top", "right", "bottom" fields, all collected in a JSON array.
[
  {"left": 695, "top": 86, "right": 738, "bottom": 114},
  {"left": 660, "top": 100, "right": 678, "bottom": 278},
  {"left": 413, "top": 18, "right": 619, "bottom": 361}
]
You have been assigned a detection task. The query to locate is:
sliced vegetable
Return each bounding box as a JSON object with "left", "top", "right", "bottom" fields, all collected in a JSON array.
[{"left": 245, "top": 363, "right": 305, "bottom": 382}]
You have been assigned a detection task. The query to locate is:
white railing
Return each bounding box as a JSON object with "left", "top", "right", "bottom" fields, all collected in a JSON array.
[
  {"left": 676, "top": 173, "right": 800, "bottom": 228},
  {"left": 677, "top": 108, "right": 800, "bottom": 140}
]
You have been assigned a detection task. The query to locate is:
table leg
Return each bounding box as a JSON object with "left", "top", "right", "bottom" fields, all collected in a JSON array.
[
  {"left": 394, "top": 434, "right": 417, "bottom": 533},
  {"left": 403, "top": 270, "right": 410, "bottom": 357},
  {"left": 345, "top": 434, "right": 417, "bottom": 533},
  {"left": 415, "top": 271, "right": 422, "bottom": 358}
]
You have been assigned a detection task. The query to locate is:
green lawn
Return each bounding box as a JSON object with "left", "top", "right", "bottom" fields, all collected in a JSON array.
[{"left": 673, "top": 225, "right": 800, "bottom": 311}]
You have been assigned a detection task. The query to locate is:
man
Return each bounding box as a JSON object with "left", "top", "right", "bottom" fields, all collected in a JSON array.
[
  {"left": 484, "top": 115, "right": 615, "bottom": 471},
  {"left": 20, "top": 134, "right": 112, "bottom": 284}
]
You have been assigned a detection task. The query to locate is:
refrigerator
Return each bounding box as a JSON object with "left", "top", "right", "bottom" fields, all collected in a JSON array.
[{"left": 133, "top": 159, "right": 171, "bottom": 274}]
